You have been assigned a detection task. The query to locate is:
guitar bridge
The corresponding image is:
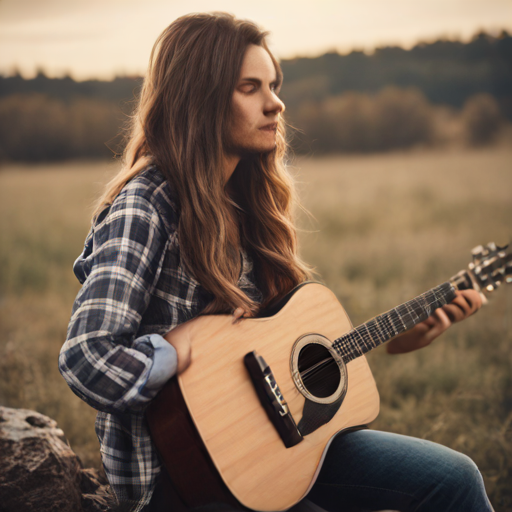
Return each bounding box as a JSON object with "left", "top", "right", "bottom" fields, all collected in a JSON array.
[{"left": 244, "top": 351, "right": 303, "bottom": 448}]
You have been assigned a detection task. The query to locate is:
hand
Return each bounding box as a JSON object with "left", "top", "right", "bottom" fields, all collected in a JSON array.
[
  {"left": 232, "top": 307, "right": 253, "bottom": 323},
  {"left": 386, "top": 289, "right": 483, "bottom": 354},
  {"left": 163, "top": 329, "right": 192, "bottom": 374}
]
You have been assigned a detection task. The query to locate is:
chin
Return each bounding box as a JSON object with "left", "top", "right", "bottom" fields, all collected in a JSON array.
[
  {"left": 235, "top": 144, "right": 276, "bottom": 160},
  {"left": 225, "top": 132, "right": 278, "bottom": 158}
]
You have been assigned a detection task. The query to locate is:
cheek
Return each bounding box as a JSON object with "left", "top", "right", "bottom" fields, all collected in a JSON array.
[
  {"left": 231, "top": 96, "right": 258, "bottom": 130},
  {"left": 234, "top": 109, "right": 250, "bottom": 128}
]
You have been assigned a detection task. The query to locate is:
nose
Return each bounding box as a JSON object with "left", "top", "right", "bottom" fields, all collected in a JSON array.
[{"left": 265, "top": 91, "right": 285, "bottom": 116}]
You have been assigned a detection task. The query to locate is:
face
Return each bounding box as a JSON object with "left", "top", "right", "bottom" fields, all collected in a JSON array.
[{"left": 224, "top": 44, "right": 285, "bottom": 159}]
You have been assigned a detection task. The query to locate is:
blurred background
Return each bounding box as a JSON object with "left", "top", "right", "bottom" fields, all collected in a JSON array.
[{"left": 1, "top": 0, "right": 511, "bottom": 509}]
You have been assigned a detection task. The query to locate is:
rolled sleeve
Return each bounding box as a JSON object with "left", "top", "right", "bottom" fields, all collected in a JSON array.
[
  {"left": 59, "top": 185, "right": 175, "bottom": 414},
  {"left": 143, "top": 334, "right": 178, "bottom": 390}
]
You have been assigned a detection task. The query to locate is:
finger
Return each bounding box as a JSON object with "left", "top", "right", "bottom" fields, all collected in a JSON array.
[
  {"left": 442, "top": 290, "right": 482, "bottom": 323},
  {"left": 444, "top": 293, "right": 472, "bottom": 322},
  {"left": 453, "top": 293, "right": 474, "bottom": 311},
  {"left": 441, "top": 302, "right": 467, "bottom": 323},
  {"left": 458, "top": 289, "right": 483, "bottom": 313},
  {"left": 424, "top": 308, "right": 451, "bottom": 342},
  {"left": 232, "top": 307, "right": 246, "bottom": 323},
  {"left": 456, "top": 289, "right": 482, "bottom": 311},
  {"left": 422, "top": 314, "right": 438, "bottom": 328}
]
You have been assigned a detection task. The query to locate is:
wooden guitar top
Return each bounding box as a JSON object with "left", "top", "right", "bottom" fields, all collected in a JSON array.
[{"left": 167, "top": 283, "right": 380, "bottom": 510}]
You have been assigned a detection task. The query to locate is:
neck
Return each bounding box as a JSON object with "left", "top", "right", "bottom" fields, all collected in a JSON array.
[
  {"left": 223, "top": 153, "right": 241, "bottom": 184},
  {"left": 332, "top": 281, "right": 457, "bottom": 363}
]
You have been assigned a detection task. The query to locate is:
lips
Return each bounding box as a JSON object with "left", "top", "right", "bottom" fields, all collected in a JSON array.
[{"left": 259, "top": 123, "right": 278, "bottom": 131}]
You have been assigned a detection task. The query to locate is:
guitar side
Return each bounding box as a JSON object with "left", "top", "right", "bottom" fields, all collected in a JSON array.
[{"left": 148, "top": 283, "right": 380, "bottom": 511}]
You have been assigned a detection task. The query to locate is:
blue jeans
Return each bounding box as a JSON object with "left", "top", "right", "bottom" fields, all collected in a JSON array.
[
  {"left": 150, "top": 430, "right": 493, "bottom": 512},
  {"left": 307, "top": 429, "right": 493, "bottom": 512}
]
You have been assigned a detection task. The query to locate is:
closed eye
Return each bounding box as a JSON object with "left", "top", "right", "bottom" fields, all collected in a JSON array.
[
  {"left": 239, "top": 83, "right": 257, "bottom": 94},
  {"left": 239, "top": 77, "right": 281, "bottom": 95}
]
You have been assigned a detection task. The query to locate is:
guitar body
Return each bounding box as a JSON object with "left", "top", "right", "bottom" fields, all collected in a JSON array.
[
  {"left": 147, "top": 242, "right": 511, "bottom": 510},
  {"left": 147, "top": 283, "right": 380, "bottom": 511}
]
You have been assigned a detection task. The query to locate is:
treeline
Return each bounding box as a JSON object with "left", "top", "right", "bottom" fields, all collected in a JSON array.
[
  {"left": 0, "top": 74, "right": 142, "bottom": 103},
  {"left": 287, "top": 88, "right": 505, "bottom": 153},
  {"left": 0, "top": 88, "right": 505, "bottom": 161},
  {"left": 280, "top": 30, "right": 512, "bottom": 118},
  {"left": 0, "top": 30, "right": 510, "bottom": 161},
  {"left": 0, "top": 94, "right": 124, "bottom": 160},
  {"left": 1, "top": 30, "right": 510, "bottom": 115}
]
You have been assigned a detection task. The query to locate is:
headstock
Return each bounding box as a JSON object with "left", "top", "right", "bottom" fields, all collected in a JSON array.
[{"left": 450, "top": 242, "right": 512, "bottom": 294}]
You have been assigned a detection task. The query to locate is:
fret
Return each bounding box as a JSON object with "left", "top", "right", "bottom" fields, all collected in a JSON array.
[
  {"left": 355, "top": 324, "right": 371, "bottom": 353},
  {"left": 366, "top": 318, "right": 381, "bottom": 345},
  {"left": 332, "top": 282, "right": 457, "bottom": 363},
  {"left": 363, "top": 322, "right": 376, "bottom": 350},
  {"left": 387, "top": 309, "right": 402, "bottom": 337}
]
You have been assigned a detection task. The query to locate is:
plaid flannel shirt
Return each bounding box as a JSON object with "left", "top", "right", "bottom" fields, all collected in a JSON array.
[{"left": 59, "top": 166, "right": 261, "bottom": 511}]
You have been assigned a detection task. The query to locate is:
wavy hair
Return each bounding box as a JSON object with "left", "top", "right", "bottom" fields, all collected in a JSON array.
[{"left": 95, "top": 12, "right": 312, "bottom": 314}]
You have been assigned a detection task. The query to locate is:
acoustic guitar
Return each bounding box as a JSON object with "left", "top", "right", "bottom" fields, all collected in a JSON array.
[{"left": 146, "top": 242, "right": 511, "bottom": 511}]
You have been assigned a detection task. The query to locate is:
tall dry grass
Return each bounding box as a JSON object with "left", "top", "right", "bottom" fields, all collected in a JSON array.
[
  {"left": 293, "top": 147, "right": 512, "bottom": 509},
  {"left": 0, "top": 148, "right": 511, "bottom": 508},
  {"left": 0, "top": 161, "right": 117, "bottom": 467}
]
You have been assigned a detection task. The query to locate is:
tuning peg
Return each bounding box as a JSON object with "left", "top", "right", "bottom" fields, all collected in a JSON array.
[
  {"left": 506, "top": 261, "right": 512, "bottom": 283},
  {"left": 468, "top": 242, "right": 512, "bottom": 292},
  {"left": 471, "top": 245, "right": 485, "bottom": 263},
  {"left": 471, "top": 242, "right": 510, "bottom": 265}
]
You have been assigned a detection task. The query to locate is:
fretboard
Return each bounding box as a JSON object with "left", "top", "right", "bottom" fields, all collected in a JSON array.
[{"left": 332, "top": 282, "right": 457, "bottom": 363}]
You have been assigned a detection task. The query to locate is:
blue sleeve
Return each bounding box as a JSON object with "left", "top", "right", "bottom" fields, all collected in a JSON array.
[{"left": 144, "top": 334, "right": 178, "bottom": 390}]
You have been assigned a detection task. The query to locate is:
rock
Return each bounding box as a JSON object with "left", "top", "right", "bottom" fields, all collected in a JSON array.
[
  {"left": 80, "top": 468, "right": 113, "bottom": 512},
  {"left": 0, "top": 406, "right": 113, "bottom": 512}
]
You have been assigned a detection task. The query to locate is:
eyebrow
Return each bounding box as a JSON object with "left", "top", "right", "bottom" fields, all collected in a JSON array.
[{"left": 239, "top": 77, "right": 282, "bottom": 87}]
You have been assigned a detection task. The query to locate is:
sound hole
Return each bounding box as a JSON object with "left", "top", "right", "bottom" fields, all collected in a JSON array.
[{"left": 298, "top": 344, "right": 341, "bottom": 398}]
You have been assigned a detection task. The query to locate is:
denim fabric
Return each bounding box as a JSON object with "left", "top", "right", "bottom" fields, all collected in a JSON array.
[
  {"left": 151, "top": 430, "right": 492, "bottom": 512},
  {"left": 307, "top": 429, "right": 493, "bottom": 512}
]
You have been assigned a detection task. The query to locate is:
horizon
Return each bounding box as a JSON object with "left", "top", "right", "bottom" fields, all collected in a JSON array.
[
  {"left": 1, "top": 0, "right": 511, "bottom": 81},
  {"left": 2, "top": 27, "right": 509, "bottom": 83}
]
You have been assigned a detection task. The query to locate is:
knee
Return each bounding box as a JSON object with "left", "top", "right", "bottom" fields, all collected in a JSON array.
[
  {"left": 452, "top": 452, "right": 480, "bottom": 482},
  {"left": 439, "top": 451, "right": 485, "bottom": 496}
]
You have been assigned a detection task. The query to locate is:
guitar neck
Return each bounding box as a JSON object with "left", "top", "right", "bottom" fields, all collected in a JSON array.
[{"left": 332, "top": 281, "right": 458, "bottom": 363}]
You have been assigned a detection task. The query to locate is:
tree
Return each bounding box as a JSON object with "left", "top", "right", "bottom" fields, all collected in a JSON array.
[{"left": 461, "top": 93, "right": 503, "bottom": 145}]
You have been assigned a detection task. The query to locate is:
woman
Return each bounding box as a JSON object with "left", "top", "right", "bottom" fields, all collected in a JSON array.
[{"left": 59, "top": 12, "right": 491, "bottom": 512}]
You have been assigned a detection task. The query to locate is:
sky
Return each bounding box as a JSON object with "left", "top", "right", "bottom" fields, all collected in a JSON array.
[{"left": 0, "top": 0, "right": 511, "bottom": 80}]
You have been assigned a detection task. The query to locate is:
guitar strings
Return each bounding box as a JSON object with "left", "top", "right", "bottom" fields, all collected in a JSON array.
[
  {"left": 301, "top": 261, "right": 512, "bottom": 379},
  {"left": 300, "top": 299, "right": 448, "bottom": 377},
  {"left": 300, "top": 358, "right": 337, "bottom": 380},
  {"left": 334, "top": 286, "right": 454, "bottom": 348},
  {"left": 299, "top": 358, "right": 335, "bottom": 377},
  {"left": 298, "top": 287, "right": 455, "bottom": 380},
  {"left": 300, "top": 357, "right": 337, "bottom": 379},
  {"left": 333, "top": 305, "right": 436, "bottom": 358},
  {"left": 309, "top": 295, "right": 448, "bottom": 374},
  {"left": 300, "top": 316, "right": 427, "bottom": 381}
]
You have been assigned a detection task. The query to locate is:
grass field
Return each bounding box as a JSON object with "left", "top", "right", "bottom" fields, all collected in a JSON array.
[{"left": 1, "top": 148, "right": 511, "bottom": 509}]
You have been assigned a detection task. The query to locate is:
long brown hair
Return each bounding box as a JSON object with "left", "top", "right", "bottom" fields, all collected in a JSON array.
[{"left": 95, "top": 12, "right": 312, "bottom": 314}]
